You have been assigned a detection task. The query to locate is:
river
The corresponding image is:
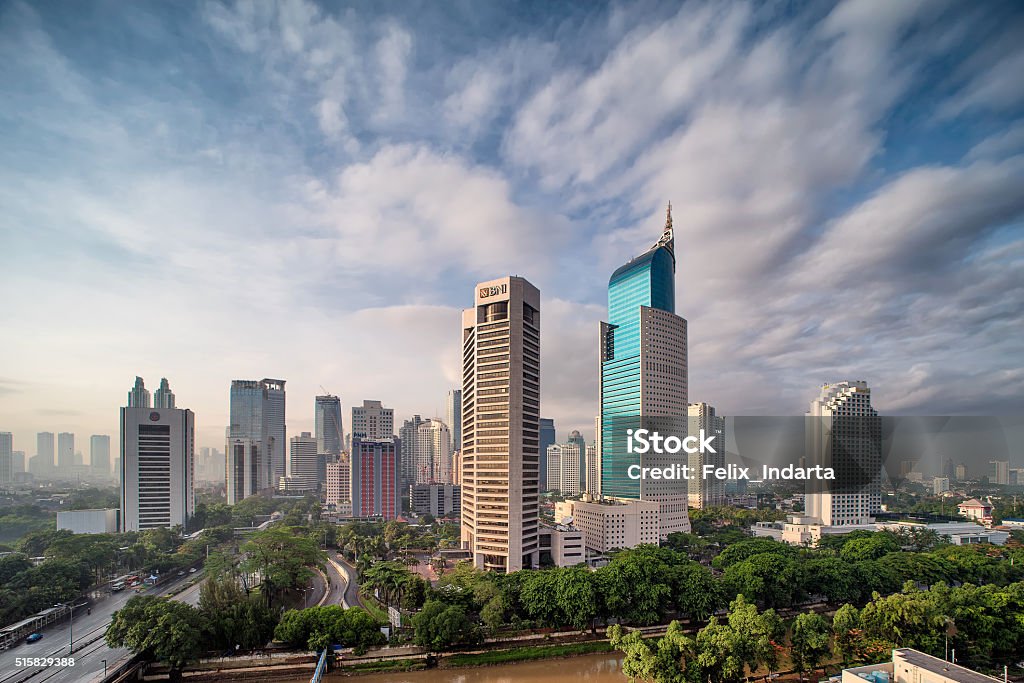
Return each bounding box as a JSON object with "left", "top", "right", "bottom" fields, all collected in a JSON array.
[{"left": 322, "top": 652, "right": 627, "bottom": 682}]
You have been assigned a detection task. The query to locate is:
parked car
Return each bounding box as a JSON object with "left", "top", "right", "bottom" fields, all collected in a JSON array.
[
  {"left": 188, "top": 567, "right": 197, "bottom": 573},
  {"left": 177, "top": 570, "right": 185, "bottom": 576},
  {"left": 25, "top": 633, "right": 42, "bottom": 643}
]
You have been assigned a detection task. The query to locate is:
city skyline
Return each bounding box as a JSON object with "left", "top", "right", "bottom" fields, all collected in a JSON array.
[{"left": 2, "top": 1, "right": 1023, "bottom": 452}]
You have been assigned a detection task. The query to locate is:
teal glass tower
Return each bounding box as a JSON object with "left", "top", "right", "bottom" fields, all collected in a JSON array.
[{"left": 600, "top": 203, "right": 688, "bottom": 499}]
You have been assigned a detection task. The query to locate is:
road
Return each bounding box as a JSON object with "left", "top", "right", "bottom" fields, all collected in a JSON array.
[
  {"left": 0, "top": 572, "right": 204, "bottom": 683},
  {"left": 322, "top": 554, "right": 349, "bottom": 608},
  {"left": 330, "top": 554, "right": 362, "bottom": 609}
]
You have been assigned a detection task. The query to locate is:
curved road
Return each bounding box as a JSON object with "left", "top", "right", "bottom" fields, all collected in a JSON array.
[{"left": 327, "top": 554, "right": 361, "bottom": 610}]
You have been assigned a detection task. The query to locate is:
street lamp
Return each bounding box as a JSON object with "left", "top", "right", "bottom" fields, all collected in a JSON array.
[
  {"left": 55, "top": 603, "right": 74, "bottom": 653},
  {"left": 102, "top": 660, "right": 107, "bottom": 677},
  {"left": 301, "top": 587, "right": 311, "bottom": 608}
]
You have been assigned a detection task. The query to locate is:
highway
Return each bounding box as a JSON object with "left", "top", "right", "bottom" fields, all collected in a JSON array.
[
  {"left": 0, "top": 572, "right": 204, "bottom": 683},
  {"left": 323, "top": 553, "right": 352, "bottom": 608},
  {"left": 329, "top": 554, "right": 362, "bottom": 609}
]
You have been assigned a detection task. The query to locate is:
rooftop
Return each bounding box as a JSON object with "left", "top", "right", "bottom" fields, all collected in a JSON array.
[{"left": 894, "top": 648, "right": 1001, "bottom": 683}]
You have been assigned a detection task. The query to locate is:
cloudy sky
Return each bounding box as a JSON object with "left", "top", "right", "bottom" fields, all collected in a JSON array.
[{"left": 1, "top": 0, "right": 1023, "bottom": 457}]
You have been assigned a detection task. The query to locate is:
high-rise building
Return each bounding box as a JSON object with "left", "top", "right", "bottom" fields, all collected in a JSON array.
[
  {"left": 0, "top": 432, "right": 12, "bottom": 485},
  {"left": 351, "top": 437, "right": 400, "bottom": 519},
  {"left": 326, "top": 456, "right": 351, "bottom": 514},
  {"left": 992, "top": 460, "right": 1011, "bottom": 486},
  {"left": 315, "top": 395, "right": 344, "bottom": 457},
  {"left": 352, "top": 400, "right": 394, "bottom": 440},
  {"left": 400, "top": 415, "right": 425, "bottom": 486},
  {"left": 687, "top": 403, "right": 726, "bottom": 508},
  {"left": 585, "top": 444, "right": 598, "bottom": 495},
  {"left": 409, "top": 419, "right": 452, "bottom": 484},
  {"left": 955, "top": 463, "right": 968, "bottom": 481},
  {"left": 36, "top": 432, "right": 55, "bottom": 471},
  {"left": 90, "top": 435, "right": 111, "bottom": 475},
  {"left": 154, "top": 378, "right": 176, "bottom": 409},
  {"left": 805, "top": 381, "right": 881, "bottom": 526},
  {"left": 121, "top": 377, "right": 194, "bottom": 531},
  {"left": 13, "top": 450, "right": 25, "bottom": 474},
  {"left": 598, "top": 204, "right": 690, "bottom": 537},
  {"left": 592, "top": 415, "right": 602, "bottom": 496},
  {"left": 539, "top": 418, "right": 555, "bottom": 492},
  {"left": 283, "top": 432, "right": 319, "bottom": 492},
  {"left": 568, "top": 430, "right": 586, "bottom": 492},
  {"left": 546, "top": 443, "right": 582, "bottom": 497},
  {"left": 461, "top": 276, "right": 541, "bottom": 572},
  {"left": 933, "top": 477, "right": 950, "bottom": 495},
  {"left": 57, "top": 432, "right": 74, "bottom": 469},
  {"left": 128, "top": 376, "right": 150, "bottom": 408},
  {"left": 410, "top": 483, "right": 461, "bottom": 518},
  {"left": 446, "top": 389, "right": 463, "bottom": 451},
  {"left": 226, "top": 378, "right": 286, "bottom": 504}
]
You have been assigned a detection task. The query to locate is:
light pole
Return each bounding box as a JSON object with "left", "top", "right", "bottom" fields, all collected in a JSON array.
[
  {"left": 102, "top": 660, "right": 107, "bottom": 677},
  {"left": 301, "top": 587, "right": 311, "bottom": 608},
  {"left": 56, "top": 603, "right": 74, "bottom": 653}
]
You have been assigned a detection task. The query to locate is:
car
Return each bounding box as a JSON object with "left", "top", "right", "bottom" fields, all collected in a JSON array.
[
  {"left": 177, "top": 571, "right": 185, "bottom": 576},
  {"left": 188, "top": 567, "right": 197, "bottom": 573},
  {"left": 25, "top": 633, "right": 43, "bottom": 643}
]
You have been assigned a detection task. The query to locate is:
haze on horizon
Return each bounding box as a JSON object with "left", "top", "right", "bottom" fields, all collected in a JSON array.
[{"left": 1, "top": 0, "right": 1023, "bottom": 456}]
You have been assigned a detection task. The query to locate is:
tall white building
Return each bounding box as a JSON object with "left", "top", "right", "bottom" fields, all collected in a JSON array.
[
  {"left": 546, "top": 443, "right": 582, "bottom": 497},
  {"left": 992, "top": 460, "right": 1010, "bottom": 485},
  {"left": 461, "top": 276, "right": 541, "bottom": 572},
  {"left": 585, "top": 444, "right": 598, "bottom": 495},
  {"left": 128, "top": 376, "right": 150, "bottom": 408},
  {"left": 34, "top": 432, "right": 55, "bottom": 475},
  {"left": 226, "top": 378, "right": 286, "bottom": 504},
  {"left": 0, "top": 432, "right": 12, "bottom": 485},
  {"left": 90, "top": 435, "right": 111, "bottom": 475},
  {"left": 325, "top": 456, "right": 351, "bottom": 515},
  {"left": 352, "top": 400, "right": 394, "bottom": 440},
  {"left": 412, "top": 419, "right": 452, "bottom": 484},
  {"left": 805, "top": 381, "right": 881, "bottom": 526},
  {"left": 446, "top": 389, "right": 462, "bottom": 451},
  {"left": 400, "top": 415, "right": 425, "bottom": 486},
  {"left": 154, "top": 378, "right": 176, "bottom": 409},
  {"left": 121, "top": 377, "right": 194, "bottom": 531},
  {"left": 687, "top": 402, "right": 726, "bottom": 508},
  {"left": 283, "top": 432, "right": 319, "bottom": 492}
]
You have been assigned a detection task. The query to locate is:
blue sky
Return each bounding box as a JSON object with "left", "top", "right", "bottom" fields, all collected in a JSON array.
[{"left": 1, "top": 0, "right": 1023, "bottom": 454}]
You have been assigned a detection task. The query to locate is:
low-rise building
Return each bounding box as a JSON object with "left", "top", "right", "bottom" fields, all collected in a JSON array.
[
  {"left": 538, "top": 522, "right": 585, "bottom": 567},
  {"left": 957, "top": 498, "right": 993, "bottom": 523},
  {"left": 557, "top": 495, "right": 663, "bottom": 553},
  {"left": 841, "top": 648, "right": 999, "bottom": 683},
  {"left": 753, "top": 516, "right": 1008, "bottom": 546},
  {"left": 56, "top": 508, "right": 119, "bottom": 534}
]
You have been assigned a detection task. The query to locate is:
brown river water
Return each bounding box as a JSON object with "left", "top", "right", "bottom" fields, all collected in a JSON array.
[{"left": 319, "top": 652, "right": 627, "bottom": 682}]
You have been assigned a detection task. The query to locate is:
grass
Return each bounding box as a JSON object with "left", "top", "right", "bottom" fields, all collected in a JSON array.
[
  {"left": 344, "top": 658, "right": 426, "bottom": 672},
  {"left": 358, "top": 589, "right": 390, "bottom": 624},
  {"left": 443, "top": 640, "right": 613, "bottom": 667}
]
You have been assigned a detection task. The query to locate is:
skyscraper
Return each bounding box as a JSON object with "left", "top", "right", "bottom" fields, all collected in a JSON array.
[
  {"left": 284, "top": 432, "right": 320, "bottom": 492},
  {"left": 128, "top": 376, "right": 150, "bottom": 408},
  {"left": 36, "top": 432, "right": 54, "bottom": 471},
  {"left": 121, "top": 377, "right": 194, "bottom": 531},
  {"left": 0, "top": 432, "right": 12, "bottom": 485},
  {"left": 568, "top": 430, "right": 586, "bottom": 492},
  {"left": 154, "top": 378, "right": 176, "bottom": 409},
  {"left": 539, "top": 418, "right": 555, "bottom": 492},
  {"left": 805, "top": 381, "right": 881, "bottom": 526},
  {"left": 351, "top": 436, "right": 400, "bottom": 519},
  {"left": 226, "top": 378, "right": 286, "bottom": 504},
  {"left": 399, "top": 415, "right": 425, "bottom": 486},
  {"left": 546, "top": 442, "right": 582, "bottom": 497},
  {"left": 461, "top": 276, "right": 541, "bottom": 572},
  {"left": 57, "top": 432, "right": 74, "bottom": 469},
  {"left": 599, "top": 204, "right": 689, "bottom": 528},
  {"left": 411, "top": 419, "right": 452, "bottom": 484},
  {"left": 326, "top": 456, "right": 351, "bottom": 514},
  {"left": 687, "top": 403, "right": 725, "bottom": 508},
  {"left": 315, "top": 395, "right": 344, "bottom": 456},
  {"left": 446, "top": 389, "right": 463, "bottom": 451},
  {"left": 992, "top": 460, "right": 1011, "bottom": 486},
  {"left": 90, "top": 435, "right": 111, "bottom": 475},
  {"left": 352, "top": 400, "right": 394, "bottom": 440}
]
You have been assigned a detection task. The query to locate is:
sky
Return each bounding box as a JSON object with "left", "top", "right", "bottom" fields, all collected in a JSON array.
[{"left": 1, "top": 0, "right": 1023, "bottom": 458}]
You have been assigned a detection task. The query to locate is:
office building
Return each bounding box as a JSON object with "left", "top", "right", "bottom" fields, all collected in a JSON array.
[
  {"left": 538, "top": 521, "right": 585, "bottom": 567},
  {"left": 34, "top": 432, "right": 55, "bottom": 474},
  {"left": 585, "top": 444, "right": 598, "bottom": 495},
  {"left": 57, "top": 508, "right": 119, "bottom": 534},
  {"left": 599, "top": 205, "right": 688, "bottom": 498},
  {"left": 282, "top": 432, "right": 319, "bottom": 492},
  {"left": 55, "top": 432, "right": 74, "bottom": 470},
  {"left": 955, "top": 462, "right": 967, "bottom": 481},
  {"left": 90, "top": 435, "right": 111, "bottom": 475},
  {"left": 410, "top": 419, "right": 452, "bottom": 484},
  {"left": 153, "top": 378, "right": 175, "bottom": 409},
  {"left": 315, "top": 395, "right": 343, "bottom": 457},
  {"left": 556, "top": 496, "right": 663, "bottom": 553},
  {"left": 546, "top": 443, "right": 582, "bottom": 497},
  {"left": 410, "top": 483, "right": 461, "bottom": 518},
  {"left": 687, "top": 402, "right": 726, "bottom": 508},
  {"left": 452, "top": 449, "right": 463, "bottom": 485},
  {"left": 400, "top": 415, "right": 425, "bottom": 485},
  {"left": 12, "top": 450, "right": 25, "bottom": 474},
  {"left": 446, "top": 389, "right": 462, "bottom": 451},
  {"left": 592, "top": 416, "right": 601, "bottom": 496},
  {"left": 568, "top": 430, "right": 586, "bottom": 492},
  {"left": 352, "top": 400, "right": 394, "bottom": 440},
  {"left": 351, "top": 437, "right": 400, "bottom": 519},
  {"left": 539, "top": 417, "right": 555, "bottom": 492},
  {"left": 933, "top": 477, "right": 950, "bottom": 495},
  {"left": 128, "top": 376, "right": 150, "bottom": 408},
  {"left": 0, "top": 432, "right": 12, "bottom": 485},
  {"left": 841, "top": 648, "right": 1002, "bottom": 683},
  {"left": 461, "top": 276, "right": 541, "bottom": 572},
  {"left": 805, "top": 381, "right": 881, "bottom": 526},
  {"left": 120, "top": 377, "right": 194, "bottom": 531},
  {"left": 992, "top": 460, "right": 1010, "bottom": 485},
  {"left": 226, "top": 378, "right": 286, "bottom": 504},
  {"left": 325, "top": 456, "right": 352, "bottom": 515}
]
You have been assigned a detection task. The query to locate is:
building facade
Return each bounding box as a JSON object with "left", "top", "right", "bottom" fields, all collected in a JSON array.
[
  {"left": 0, "top": 432, "right": 12, "bottom": 485},
  {"left": 557, "top": 496, "right": 663, "bottom": 553},
  {"left": 120, "top": 378, "right": 194, "bottom": 531},
  {"left": 57, "top": 432, "right": 74, "bottom": 469},
  {"left": 90, "top": 435, "right": 111, "bottom": 475},
  {"left": 226, "top": 378, "right": 286, "bottom": 504},
  {"left": 539, "top": 417, "right": 555, "bottom": 492},
  {"left": 351, "top": 437, "right": 400, "bottom": 519},
  {"left": 399, "top": 415, "right": 425, "bottom": 486},
  {"left": 283, "top": 432, "right": 320, "bottom": 492},
  {"left": 153, "top": 378, "right": 175, "bottom": 409},
  {"left": 687, "top": 402, "right": 726, "bottom": 508},
  {"left": 446, "top": 389, "right": 463, "bottom": 451},
  {"left": 352, "top": 400, "right": 394, "bottom": 440},
  {"left": 128, "top": 376, "right": 150, "bottom": 408},
  {"left": 57, "top": 508, "right": 119, "bottom": 534},
  {"left": 325, "top": 456, "right": 352, "bottom": 515},
  {"left": 461, "top": 276, "right": 541, "bottom": 572},
  {"left": 410, "top": 483, "right": 461, "bottom": 518},
  {"left": 546, "top": 443, "right": 582, "bottom": 497},
  {"left": 315, "top": 395, "right": 343, "bottom": 457}
]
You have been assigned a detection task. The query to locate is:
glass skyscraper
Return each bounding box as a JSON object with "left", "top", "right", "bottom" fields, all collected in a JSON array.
[
  {"left": 600, "top": 204, "right": 688, "bottom": 500},
  {"left": 315, "top": 395, "right": 343, "bottom": 456}
]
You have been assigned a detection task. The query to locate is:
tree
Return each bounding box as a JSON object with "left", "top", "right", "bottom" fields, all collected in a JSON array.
[
  {"left": 839, "top": 534, "right": 900, "bottom": 562},
  {"left": 106, "top": 596, "right": 207, "bottom": 673},
  {"left": 199, "top": 575, "right": 277, "bottom": 651},
  {"left": 669, "top": 561, "right": 722, "bottom": 620},
  {"left": 481, "top": 595, "right": 506, "bottom": 633},
  {"left": 274, "top": 605, "right": 384, "bottom": 654},
  {"left": 411, "top": 600, "right": 481, "bottom": 651},
  {"left": 723, "top": 553, "right": 801, "bottom": 608},
  {"left": 241, "top": 527, "right": 324, "bottom": 606},
  {"left": 832, "top": 604, "right": 863, "bottom": 667},
  {"left": 791, "top": 613, "right": 831, "bottom": 679},
  {"left": 556, "top": 566, "right": 599, "bottom": 630},
  {"left": 597, "top": 546, "right": 673, "bottom": 625}
]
